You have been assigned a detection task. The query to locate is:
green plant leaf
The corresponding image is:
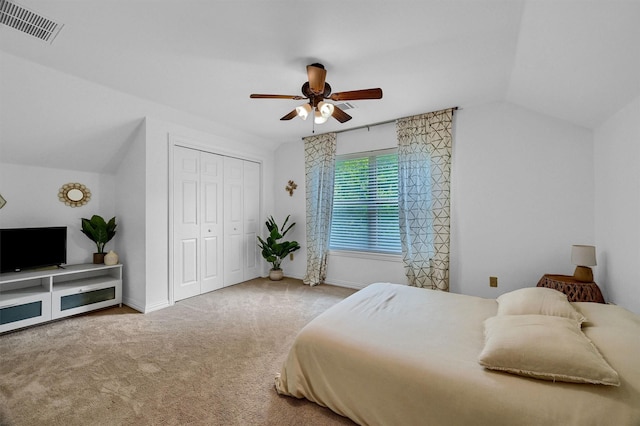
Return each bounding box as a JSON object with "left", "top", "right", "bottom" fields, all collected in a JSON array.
[
  {"left": 256, "top": 215, "right": 299, "bottom": 270},
  {"left": 81, "top": 215, "right": 117, "bottom": 253}
]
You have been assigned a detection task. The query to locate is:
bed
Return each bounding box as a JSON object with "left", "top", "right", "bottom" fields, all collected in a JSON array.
[{"left": 275, "top": 283, "right": 640, "bottom": 426}]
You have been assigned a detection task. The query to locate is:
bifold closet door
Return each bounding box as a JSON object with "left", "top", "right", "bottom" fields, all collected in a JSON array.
[
  {"left": 223, "top": 157, "right": 261, "bottom": 286},
  {"left": 173, "top": 147, "right": 223, "bottom": 302},
  {"left": 199, "top": 152, "right": 224, "bottom": 293},
  {"left": 243, "top": 160, "right": 260, "bottom": 280}
]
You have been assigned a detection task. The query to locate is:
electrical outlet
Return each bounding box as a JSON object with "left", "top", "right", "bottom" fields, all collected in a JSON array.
[
  {"left": 290, "top": 253, "right": 294, "bottom": 261},
  {"left": 489, "top": 276, "right": 498, "bottom": 287}
]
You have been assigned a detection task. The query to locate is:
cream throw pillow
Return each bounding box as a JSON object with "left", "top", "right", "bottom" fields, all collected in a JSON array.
[
  {"left": 479, "top": 315, "right": 619, "bottom": 386},
  {"left": 497, "top": 287, "right": 586, "bottom": 324}
]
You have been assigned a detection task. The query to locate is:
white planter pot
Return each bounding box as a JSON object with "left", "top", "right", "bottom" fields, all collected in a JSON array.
[{"left": 269, "top": 269, "right": 284, "bottom": 281}]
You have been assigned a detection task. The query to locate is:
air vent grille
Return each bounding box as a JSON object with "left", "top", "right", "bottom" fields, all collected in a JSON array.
[
  {"left": 335, "top": 102, "right": 356, "bottom": 110},
  {"left": 0, "top": 0, "right": 63, "bottom": 43}
]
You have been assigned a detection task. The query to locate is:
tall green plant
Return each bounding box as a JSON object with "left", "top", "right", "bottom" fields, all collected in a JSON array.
[
  {"left": 81, "top": 215, "right": 117, "bottom": 254},
  {"left": 257, "top": 215, "right": 300, "bottom": 270}
]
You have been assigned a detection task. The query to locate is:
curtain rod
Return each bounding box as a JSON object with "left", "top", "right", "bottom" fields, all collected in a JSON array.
[{"left": 303, "top": 106, "right": 459, "bottom": 138}]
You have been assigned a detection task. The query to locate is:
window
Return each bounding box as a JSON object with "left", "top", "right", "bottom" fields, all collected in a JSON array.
[{"left": 329, "top": 149, "right": 401, "bottom": 254}]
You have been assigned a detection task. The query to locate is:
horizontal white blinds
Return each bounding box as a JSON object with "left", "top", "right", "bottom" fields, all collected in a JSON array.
[{"left": 330, "top": 150, "right": 401, "bottom": 254}]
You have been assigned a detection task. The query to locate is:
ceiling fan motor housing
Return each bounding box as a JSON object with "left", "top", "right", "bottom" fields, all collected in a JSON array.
[
  {"left": 301, "top": 82, "right": 332, "bottom": 107},
  {"left": 249, "top": 62, "right": 381, "bottom": 123}
]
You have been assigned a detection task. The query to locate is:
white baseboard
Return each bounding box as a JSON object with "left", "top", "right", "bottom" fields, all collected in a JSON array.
[
  {"left": 284, "top": 272, "right": 367, "bottom": 290},
  {"left": 122, "top": 297, "right": 144, "bottom": 313},
  {"left": 143, "top": 300, "right": 171, "bottom": 313},
  {"left": 322, "top": 278, "right": 367, "bottom": 290},
  {"left": 122, "top": 297, "right": 171, "bottom": 314}
]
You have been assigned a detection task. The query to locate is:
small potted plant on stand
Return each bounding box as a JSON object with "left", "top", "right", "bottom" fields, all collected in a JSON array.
[
  {"left": 257, "top": 215, "right": 300, "bottom": 280},
  {"left": 81, "top": 215, "right": 117, "bottom": 264}
]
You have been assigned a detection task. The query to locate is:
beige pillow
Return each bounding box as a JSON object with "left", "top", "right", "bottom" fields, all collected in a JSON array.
[
  {"left": 497, "top": 287, "right": 586, "bottom": 323},
  {"left": 479, "top": 315, "right": 619, "bottom": 386}
]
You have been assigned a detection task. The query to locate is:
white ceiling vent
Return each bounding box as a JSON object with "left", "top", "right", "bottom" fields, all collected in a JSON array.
[
  {"left": 335, "top": 102, "right": 356, "bottom": 110},
  {"left": 0, "top": 0, "right": 63, "bottom": 43}
]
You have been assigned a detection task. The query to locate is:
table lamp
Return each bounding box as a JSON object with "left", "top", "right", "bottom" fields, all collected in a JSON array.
[{"left": 571, "top": 245, "right": 596, "bottom": 282}]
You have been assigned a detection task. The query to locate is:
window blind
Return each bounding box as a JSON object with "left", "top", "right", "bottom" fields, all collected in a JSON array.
[{"left": 330, "top": 150, "right": 401, "bottom": 254}]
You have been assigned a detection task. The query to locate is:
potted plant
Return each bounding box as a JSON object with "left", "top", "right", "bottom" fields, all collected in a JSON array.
[
  {"left": 257, "top": 215, "right": 301, "bottom": 280},
  {"left": 81, "top": 215, "right": 117, "bottom": 264}
]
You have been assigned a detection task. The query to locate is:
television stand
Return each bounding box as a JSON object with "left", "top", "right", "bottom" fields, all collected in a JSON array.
[{"left": 0, "top": 263, "right": 123, "bottom": 333}]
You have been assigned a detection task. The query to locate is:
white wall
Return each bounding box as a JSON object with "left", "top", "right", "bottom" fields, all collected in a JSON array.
[
  {"left": 0, "top": 163, "right": 115, "bottom": 265},
  {"left": 594, "top": 95, "right": 640, "bottom": 314},
  {"left": 114, "top": 121, "right": 147, "bottom": 311},
  {"left": 451, "top": 102, "right": 594, "bottom": 297},
  {"left": 271, "top": 139, "right": 307, "bottom": 278},
  {"left": 275, "top": 101, "right": 596, "bottom": 294}
]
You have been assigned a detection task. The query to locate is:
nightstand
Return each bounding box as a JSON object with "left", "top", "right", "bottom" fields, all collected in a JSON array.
[{"left": 536, "top": 274, "right": 605, "bottom": 303}]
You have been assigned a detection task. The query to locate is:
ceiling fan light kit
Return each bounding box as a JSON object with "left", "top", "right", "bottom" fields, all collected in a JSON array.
[
  {"left": 295, "top": 103, "right": 312, "bottom": 120},
  {"left": 317, "top": 101, "right": 334, "bottom": 118},
  {"left": 250, "top": 63, "right": 383, "bottom": 126},
  {"left": 314, "top": 110, "right": 328, "bottom": 124}
]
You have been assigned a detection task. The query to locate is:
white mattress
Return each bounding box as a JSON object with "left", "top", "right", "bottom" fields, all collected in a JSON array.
[{"left": 275, "top": 283, "right": 640, "bottom": 426}]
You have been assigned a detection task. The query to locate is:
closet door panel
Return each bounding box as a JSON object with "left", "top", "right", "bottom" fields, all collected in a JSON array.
[
  {"left": 224, "top": 157, "right": 244, "bottom": 286},
  {"left": 228, "top": 234, "right": 243, "bottom": 272},
  {"left": 181, "top": 181, "right": 198, "bottom": 224},
  {"left": 243, "top": 161, "right": 260, "bottom": 280},
  {"left": 181, "top": 239, "right": 198, "bottom": 284},
  {"left": 202, "top": 182, "right": 219, "bottom": 223},
  {"left": 173, "top": 147, "right": 201, "bottom": 301},
  {"left": 202, "top": 235, "right": 219, "bottom": 290},
  {"left": 200, "top": 152, "right": 223, "bottom": 292}
]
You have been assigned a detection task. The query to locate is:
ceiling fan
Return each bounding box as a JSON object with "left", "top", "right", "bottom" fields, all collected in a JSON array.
[{"left": 250, "top": 63, "right": 383, "bottom": 124}]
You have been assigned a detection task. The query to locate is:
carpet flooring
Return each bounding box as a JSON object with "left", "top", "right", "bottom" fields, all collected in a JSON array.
[{"left": 0, "top": 277, "right": 358, "bottom": 425}]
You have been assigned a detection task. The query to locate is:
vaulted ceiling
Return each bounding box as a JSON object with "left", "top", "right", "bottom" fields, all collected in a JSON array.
[{"left": 1, "top": 0, "right": 638, "bottom": 172}]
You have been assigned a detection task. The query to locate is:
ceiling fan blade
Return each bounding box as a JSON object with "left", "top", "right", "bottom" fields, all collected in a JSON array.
[
  {"left": 329, "top": 88, "right": 383, "bottom": 101},
  {"left": 280, "top": 109, "right": 298, "bottom": 120},
  {"left": 250, "top": 94, "right": 306, "bottom": 100},
  {"left": 332, "top": 105, "right": 352, "bottom": 123},
  {"left": 307, "top": 64, "right": 327, "bottom": 94}
]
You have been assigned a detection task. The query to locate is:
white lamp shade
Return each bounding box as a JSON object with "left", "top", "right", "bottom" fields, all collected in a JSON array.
[
  {"left": 571, "top": 245, "right": 597, "bottom": 267},
  {"left": 295, "top": 104, "right": 312, "bottom": 120},
  {"left": 317, "top": 101, "right": 335, "bottom": 118},
  {"left": 314, "top": 110, "right": 329, "bottom": 124}
]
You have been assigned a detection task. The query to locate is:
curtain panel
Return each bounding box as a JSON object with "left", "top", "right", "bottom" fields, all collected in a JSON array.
[
  {"left": 303, "top": 133, "right": 337, "bottom": 286},
  {"left": 396, "top": 109, "right": 453, "bottom": 291}
]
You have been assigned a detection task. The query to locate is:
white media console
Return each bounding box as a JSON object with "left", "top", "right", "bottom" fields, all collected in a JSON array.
[{"left": 0, "top": 263, "right": 122, "bottom": 333}]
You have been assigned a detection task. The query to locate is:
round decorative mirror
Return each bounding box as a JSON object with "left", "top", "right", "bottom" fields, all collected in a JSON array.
[{"left": 58, "top": 183, "right": 91, "bottom": 207}]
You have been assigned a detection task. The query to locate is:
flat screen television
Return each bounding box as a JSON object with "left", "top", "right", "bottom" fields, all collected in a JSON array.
[{"left": 0, "top": 227, "right": 67, "bottom": 273}]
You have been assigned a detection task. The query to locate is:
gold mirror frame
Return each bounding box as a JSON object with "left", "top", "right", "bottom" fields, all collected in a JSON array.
[{"left": 58, "top": 183, "right": 91, "bottom": 207}]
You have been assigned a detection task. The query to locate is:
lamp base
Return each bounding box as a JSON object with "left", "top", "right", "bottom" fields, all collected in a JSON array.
[{"left": 573, "top": 266, "right": 593, "bottom": 282}]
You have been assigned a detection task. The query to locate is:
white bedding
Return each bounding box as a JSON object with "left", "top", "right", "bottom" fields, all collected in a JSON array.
[{"left": 275, "top": 283, "right": 640, "bottom": 426}]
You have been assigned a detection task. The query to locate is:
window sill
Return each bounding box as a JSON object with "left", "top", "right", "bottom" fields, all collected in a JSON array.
[{"left": 328, "top": 250, "right": 402, "bottom": 263}]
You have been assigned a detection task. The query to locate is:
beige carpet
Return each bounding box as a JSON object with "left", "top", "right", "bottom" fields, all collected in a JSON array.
[{"left": 0, "top": 277, "right": 358, "bottom": 425}]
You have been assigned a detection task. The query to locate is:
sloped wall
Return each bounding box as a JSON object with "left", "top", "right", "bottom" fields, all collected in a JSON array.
[
  {"left": 594, "top": 95, "right": 640, "bottom": 313},
  {"left": 0, "top": 162, "right": 115, "bottom": 264}
]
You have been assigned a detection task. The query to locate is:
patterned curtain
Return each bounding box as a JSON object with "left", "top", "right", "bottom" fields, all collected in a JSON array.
[
  {"left": 302, "top": 133, "right": 337, "bottom": 286},
  {"left": 396, "top": 109, "right": 453, "bottom": 291}
]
